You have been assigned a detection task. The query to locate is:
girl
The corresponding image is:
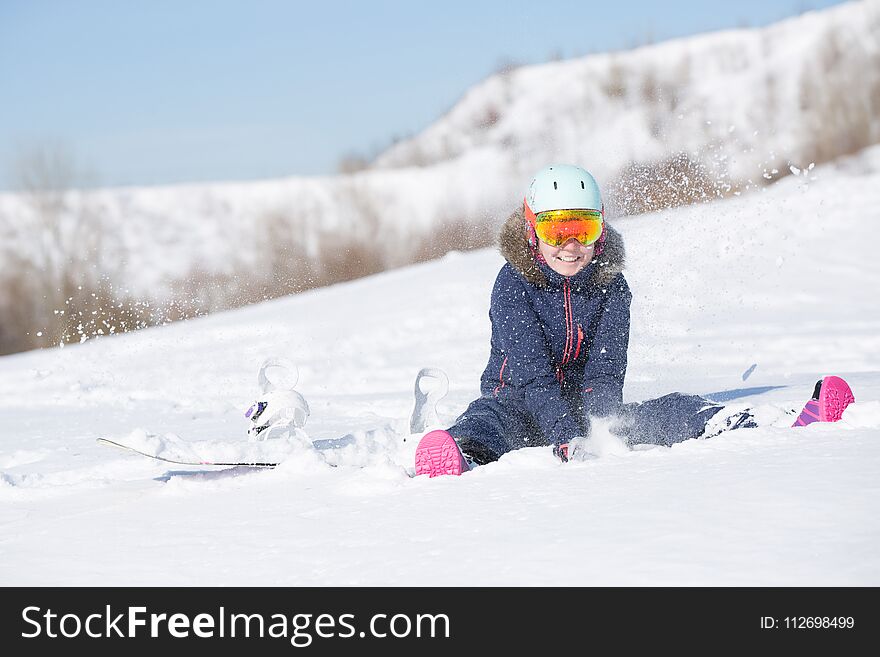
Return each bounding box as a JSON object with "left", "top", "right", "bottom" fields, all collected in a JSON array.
[{"left": 414, "top": 164, "right": 855, "bottom": 477}]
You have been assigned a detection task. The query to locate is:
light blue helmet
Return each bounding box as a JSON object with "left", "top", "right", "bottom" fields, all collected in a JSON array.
[
  {"left": 523, "top": 164, "right": 607, "bottom": 254},
  {"left": 525, "top": 164, "right": 603, "bottom": 214}
]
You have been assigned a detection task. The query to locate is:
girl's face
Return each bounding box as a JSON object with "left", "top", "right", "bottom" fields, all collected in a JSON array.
[{"left": 537, "top": 237, "right": 595, "bottom": 277}]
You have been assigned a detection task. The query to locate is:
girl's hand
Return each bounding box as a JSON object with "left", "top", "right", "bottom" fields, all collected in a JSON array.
[{"left": 553, "top": 443, "right": 570, "bottom": 462}]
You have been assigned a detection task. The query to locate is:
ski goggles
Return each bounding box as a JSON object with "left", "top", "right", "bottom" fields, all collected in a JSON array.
[{"left": 532, "top": 209, "right": 604, "bottom": 247}]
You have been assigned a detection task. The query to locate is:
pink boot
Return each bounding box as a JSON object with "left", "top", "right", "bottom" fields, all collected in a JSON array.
[
  {"left": 792, "top": 375, "right": 855, "bottom": 427},
  {"left": 414, "top": 430, "right": 470, "bottom": 477}
]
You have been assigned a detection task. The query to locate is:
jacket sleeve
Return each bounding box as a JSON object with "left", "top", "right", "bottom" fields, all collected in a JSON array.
[
  {"left": 489, "top": 267, "right": 583, "bottom": 445},
  {"left": 582, "top": 273, "right": 632, "bottom": 418}
]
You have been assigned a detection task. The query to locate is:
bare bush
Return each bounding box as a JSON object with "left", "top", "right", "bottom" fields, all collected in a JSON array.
[
  {"left": 337, "top": 153, "right": 371, "bottom": 174},
  {"left": 0, "top": 145, "right": 119, "bottom": 354},
  {"left": 475, "top": 104, "right": 502, "bottom": 131},
  {"left": 0, "top": 246, "right": 156, "bottom": 355},
  {"left": 313, "top": 182, "right": 388, "bottom": 284},
  {"left": 0, "top": 250, "right": 45, "bottom": 354},
  {"left": 166, "top": 268, "right": 238, "bottom": 320},
  {"left": 798, "top": 24, "right": 880, "bottom": 164},
  {"left": 601, "top": 59, "right": 628, "bottom": 99},
  {"left": 13, "top": 145, "right": 76, "bottom": 215},
  {"left": 164, "top": 208, "right": 325, "bottom": 322},
  {"left": 605, "top": 151, "right": 738, "bottom": 217},
  {"left": 640, "top": 67, "right": 659, "bottom": 104},
  {"left": 253, "top": 210, "right": 320, "bottom": 298},
  {"left": 314, "top": 234, "right": 387, "bottom": 285},
  {"left": 410, "top": 217, "right": 497, "bottom": 264},
  {"left": 54, "top": 280, "right": 156, "bottom": 345},
  {"left": 494, "top": 57, "right": 521, "bottom": 76}
]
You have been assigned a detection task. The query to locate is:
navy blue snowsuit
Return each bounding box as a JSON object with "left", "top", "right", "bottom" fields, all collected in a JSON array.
[{"left": 447, "top": 209, "right": 723, "bottom": 464}]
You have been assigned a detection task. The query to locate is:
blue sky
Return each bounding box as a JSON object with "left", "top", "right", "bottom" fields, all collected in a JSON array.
[{"left": 0, "top": 0, "right": 849, "bottom": 190}]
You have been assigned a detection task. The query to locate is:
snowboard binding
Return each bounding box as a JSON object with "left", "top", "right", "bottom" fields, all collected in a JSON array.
[
  {"left": 245, "top": 357, "right": 310, "bottom": 441},
  {"left": 409, "top": 367, "right": 450, "bottom": 434}
]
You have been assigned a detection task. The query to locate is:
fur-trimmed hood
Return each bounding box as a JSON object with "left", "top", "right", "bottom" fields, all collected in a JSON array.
[{"left": 497, "top": 207, "right": 626, "bottom": 289}]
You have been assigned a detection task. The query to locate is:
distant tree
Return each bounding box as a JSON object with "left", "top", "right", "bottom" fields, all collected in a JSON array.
[
  {"left": 0, "top": 144, "right": 144, "bottom": 355},
  {"left": 337, "top": 153, "right": 370, "bottom": 174}
]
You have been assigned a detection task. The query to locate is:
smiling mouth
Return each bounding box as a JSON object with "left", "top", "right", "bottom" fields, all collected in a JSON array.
[{"left": 555, "top": 255, "right": 581, "bottom": 263}]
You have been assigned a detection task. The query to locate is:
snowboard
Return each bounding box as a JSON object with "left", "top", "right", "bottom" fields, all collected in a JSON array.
[
  {"left": 96, "top": 437, "right": 282, "bottom": 468},
  {"left": 97, "top": 366, "right": 449, "bottom": 470}
]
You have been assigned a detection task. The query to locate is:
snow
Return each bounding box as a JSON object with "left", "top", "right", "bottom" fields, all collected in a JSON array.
[{"left": 1, "top": 147, "right": 879, "bottom": 586}]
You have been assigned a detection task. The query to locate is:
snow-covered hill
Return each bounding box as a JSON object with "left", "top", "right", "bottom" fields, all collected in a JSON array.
[
  {"left": 375, "top": 0, "right": 880, "bottom": 185},
  {"left": 1, "top": 0, "right": 877, "bottom": 308},
  {"left": 1, "top": 146, "right": 878, "bottom": 586}
]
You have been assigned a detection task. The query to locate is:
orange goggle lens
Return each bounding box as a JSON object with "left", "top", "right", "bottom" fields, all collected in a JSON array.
[{"left": 534, "top": 209, "right": 604, "bottom": 247}]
